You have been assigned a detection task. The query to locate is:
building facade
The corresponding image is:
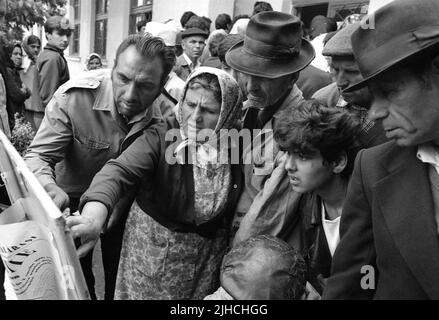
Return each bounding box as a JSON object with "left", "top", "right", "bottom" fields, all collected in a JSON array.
[{"left": 64, "top": 0, "right": 386, "bottom": 75}]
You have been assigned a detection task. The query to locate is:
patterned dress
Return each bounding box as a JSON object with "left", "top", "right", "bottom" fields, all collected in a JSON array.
[{"left": 115, "top": 201, "right": 228, "bottom": 300}]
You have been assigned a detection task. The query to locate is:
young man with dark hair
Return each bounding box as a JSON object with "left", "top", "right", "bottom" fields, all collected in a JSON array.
[
  {"left": 24, "top": 34, "right": 176, "bottom": 300},
  {"left": 30, "top": 16, "right": 73, "bottom": 130},
  {"left": 274, "top": 100, "right": 361, "bottom": 297}
]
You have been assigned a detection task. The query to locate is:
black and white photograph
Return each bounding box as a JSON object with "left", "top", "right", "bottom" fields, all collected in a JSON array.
[{"left": 0, "top": 0, "right": 438, "bottom": 308}]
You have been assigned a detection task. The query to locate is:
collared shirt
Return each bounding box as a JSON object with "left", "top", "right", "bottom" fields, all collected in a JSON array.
[
  {"left": 183, "top": 52, "right": 201, "bottom": 72},
  {"left": 321, "top": 201, "right": 341, "bottom": 257},
  {"left": 417, "top": 144, "right": 439, "bottom": 176}
]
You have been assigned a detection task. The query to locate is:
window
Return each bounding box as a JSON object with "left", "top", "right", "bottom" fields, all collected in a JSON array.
[
  {"left": 69, "top": 0, "right": 80, "bottom": 55},
  {"left": 328, "top": 1, "right": 369, "bottom": 24},
  {"left": 95, "top": 0, "right": 109, "bottom": 57},
  {"left": 129, "top": 0, "right": 153, "bottom": 34}
]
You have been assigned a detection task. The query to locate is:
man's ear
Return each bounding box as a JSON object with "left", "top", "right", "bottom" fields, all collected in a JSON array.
[{"left": 332, "top": 152, "right": 348, "bottom": 175}]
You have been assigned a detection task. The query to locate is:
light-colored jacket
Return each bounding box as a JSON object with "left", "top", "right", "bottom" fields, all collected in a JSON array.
[{"left": 24, "top": 69, "right": 173, "bottom": 198}]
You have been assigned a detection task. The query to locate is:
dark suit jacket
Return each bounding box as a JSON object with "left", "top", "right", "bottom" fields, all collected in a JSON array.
[
  {"left": 299, "top": 193, "right": 332, "bottom": 296},
  {"left": 173, "top": 55, "right": 192, "bottom": 81},
  {"left": 323, "top": 141, "right": 439, "bottom": 299}
]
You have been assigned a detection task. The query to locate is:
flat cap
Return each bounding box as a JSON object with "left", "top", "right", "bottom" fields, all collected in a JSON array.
[
  {"left": 181, "top": 27, "right": 208, "bottom": 39},
  {"left": 45, "top": 16, "right": 74, "bottom": 31},
  {"left": 322, "top": 23, "right": 360, "bottom": 57}
]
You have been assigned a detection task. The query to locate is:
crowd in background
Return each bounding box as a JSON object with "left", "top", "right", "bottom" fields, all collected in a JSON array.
[{"left": 1, "top": 0, "right": 439, "bottom": 301}]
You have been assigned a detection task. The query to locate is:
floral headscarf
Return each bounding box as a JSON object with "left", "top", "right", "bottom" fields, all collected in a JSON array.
[{"left": 175, "top": 66, "right": 243, "bottom": 225}]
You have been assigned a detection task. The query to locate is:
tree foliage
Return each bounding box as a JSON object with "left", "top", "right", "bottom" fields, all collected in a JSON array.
[{"left": 0, "top": 0, "right": 67, "bottom": 40}]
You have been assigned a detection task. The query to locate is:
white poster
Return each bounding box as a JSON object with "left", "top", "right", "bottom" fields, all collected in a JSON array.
[{"left": 0, "top": 130, "right": 89, "bottom": 300}]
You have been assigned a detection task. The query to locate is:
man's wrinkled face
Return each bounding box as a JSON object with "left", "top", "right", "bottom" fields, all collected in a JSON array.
[
  {"left": 331, "top": 56, "right": 372, "bottom": 107},
  {"left": 243, "top": 73, "right": 295, "bottom": 109},
  {"left": 368, "top": 66, "right": 439, "bottom": 147},
  {"left": 112, "top": 46, "right": 163, "bottom": 120},
  {"left": 181, "top": 35, "right": 206, "bottom": 61},
  {"left": 47, "top": 30, "right": 71, "bottom": 51}
]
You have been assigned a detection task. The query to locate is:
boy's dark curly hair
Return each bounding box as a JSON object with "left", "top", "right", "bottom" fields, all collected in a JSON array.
[{"left": 274, "top": 100, "right": 362, "bottom": 180}]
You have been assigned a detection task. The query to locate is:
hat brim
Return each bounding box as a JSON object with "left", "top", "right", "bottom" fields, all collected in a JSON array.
[
  {"left": 225, "top": 39, "right": 316, "bottom": 79},
  {"left": 344, "top": 39, "right": 439, "bottom": 93}
]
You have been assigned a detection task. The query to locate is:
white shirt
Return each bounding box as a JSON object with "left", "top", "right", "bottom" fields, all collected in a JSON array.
[
  {"left": 182, "top": 53, "right": 200, "bottom": 72},
  {"left": 321, "top": 202, "right": 341, "bottom": 257},
  {"left": 417, "top": 143, "right": 439, "bottom": 235},
  {"left": 417, "top": 144, "right": 439, "bottom": 176}
]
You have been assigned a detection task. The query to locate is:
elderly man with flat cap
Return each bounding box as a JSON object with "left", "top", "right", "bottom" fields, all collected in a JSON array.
[
  {"left": 174, "top": 27, "right": 208, "bottom": 81},
  {"left": 323, "top": 0, "right": 439, "bottom": 299},
  {"left": 225, "top": 11, "right": 315, "bottom": 244},
  {"left": 313, "top": 23, "right": 387, "bottom": 149},
  {"left": 30, "top": 16, "right": 74, "bottom": 131}
]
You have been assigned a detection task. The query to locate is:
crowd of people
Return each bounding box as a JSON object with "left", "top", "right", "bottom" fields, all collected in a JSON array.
[{"left": 1, "top": 0, "right": 439, "bottom": 300}]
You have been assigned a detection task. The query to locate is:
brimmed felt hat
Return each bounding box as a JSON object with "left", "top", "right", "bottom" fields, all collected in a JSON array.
[
  {"left": 345, "top": 0, "right": 439, "bottom": 92},
  {"left": 225, "top": 11, "right": 315, "bottom": 79},
  {"left": 180, "top": 27, "right": 208, "bottom": 40}
]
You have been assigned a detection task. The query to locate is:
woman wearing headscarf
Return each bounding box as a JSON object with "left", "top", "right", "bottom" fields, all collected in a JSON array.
[
  {"left": 72, "top": 67, "right": 243, "bottom": 299},
  {"left": 21, "top": 35, "right": 41, "bottom": 120},
  {"left": 84, "top": 53, "right": 103, "bottom": 71},
  {"left": 5, "top": 42, "right": 31, "bottom": 129}
]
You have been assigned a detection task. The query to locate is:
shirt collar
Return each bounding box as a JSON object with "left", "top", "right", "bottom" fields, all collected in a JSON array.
[
  {"left": 182, "top": 53, "right": 200, "bottom": 70},
  {"left": 417, "top": 143, "right": 439, "bottom": 175}
]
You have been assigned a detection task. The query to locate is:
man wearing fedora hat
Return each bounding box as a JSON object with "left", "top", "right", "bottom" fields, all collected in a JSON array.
[
  {"left": 323, "top": 0, "right": 439, "bottom": 299},
  {"left": 174, "top": 27, "right": 208, "bottom": 81},
  {"left": 225, "top": 11, "right": 315, "bottom": 242}
]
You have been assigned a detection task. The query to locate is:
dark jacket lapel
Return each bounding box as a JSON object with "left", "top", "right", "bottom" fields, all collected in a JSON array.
[{"left": 375, "top": 145, "right": 439, "bottom": 299}]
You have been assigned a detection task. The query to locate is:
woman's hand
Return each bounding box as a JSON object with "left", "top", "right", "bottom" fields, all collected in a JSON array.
[{"left": 66, "top": 201, "right": 109, "bottom": 258}]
